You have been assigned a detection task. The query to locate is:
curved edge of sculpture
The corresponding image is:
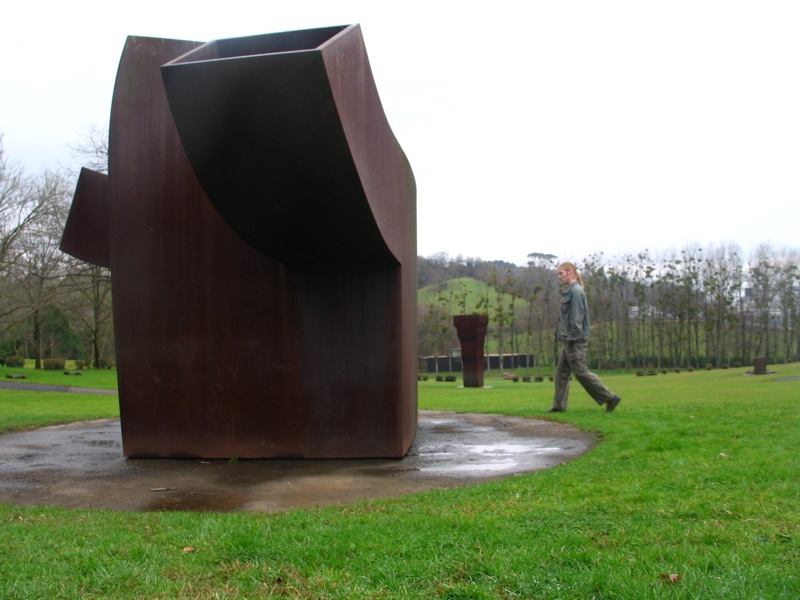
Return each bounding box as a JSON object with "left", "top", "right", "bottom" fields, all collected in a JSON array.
[{"left": 321, "top": 25, "right": 417, "bottom": 264}]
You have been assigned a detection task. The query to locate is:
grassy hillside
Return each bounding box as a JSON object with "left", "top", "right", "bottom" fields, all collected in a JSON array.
[{"left": 417, "top": 277, "right": 527, "bottom": 315}]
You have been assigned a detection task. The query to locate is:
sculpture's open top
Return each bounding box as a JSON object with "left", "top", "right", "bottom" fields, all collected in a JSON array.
[
  {"left": 166, "top": 25, "right": 351, "bottom": 64},
  {"left": 160, "top": 24, "right": 409, "bottom": 264}
]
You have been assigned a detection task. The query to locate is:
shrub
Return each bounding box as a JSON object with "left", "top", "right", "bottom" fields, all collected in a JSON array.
[
  {"left": 522, "top": 376, "right": 531, "bottom": 382},
  {"left": 4, "top": 355, "right": 25, "bottom": 368},
  {"left": 43, "top": 358, "right": 66, "bottom": 371},
  {"left": 435, "top": 375, "right": 444, "bottom": 382},
  {"left": 74, "top": 360, "right": 87, "bottom": 370},
  {"left": 444, "top": 375, "right": 456, "bottom": 382},
  {"left": 637, "top": 371, "right": 644, "bottom": 377},
  {"left": 534, "top": 376, "right": 543, "bottom": 382}
]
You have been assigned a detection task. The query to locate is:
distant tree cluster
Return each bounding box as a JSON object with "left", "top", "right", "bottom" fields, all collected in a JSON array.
[
  {"left": 0, "top": 130, "right": 113, "bottom": 368},
  {"left": 418, "top": 253, "right": 518, "bottom": 288},
  {"left": 418, "top": 246, "right": 800, "bottom": 371}
]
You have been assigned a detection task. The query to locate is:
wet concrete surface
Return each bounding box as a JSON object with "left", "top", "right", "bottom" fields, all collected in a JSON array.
[{"left": 0, "top": 411, "right": 596, "bottom": 512}]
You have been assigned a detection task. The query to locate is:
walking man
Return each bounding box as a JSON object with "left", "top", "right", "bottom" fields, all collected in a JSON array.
[{"left": 547, "top": 262, "right": 622, "bottom": 413}]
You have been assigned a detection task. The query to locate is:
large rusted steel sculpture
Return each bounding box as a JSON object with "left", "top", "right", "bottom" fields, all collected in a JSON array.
[{"left": 60, "top": 25, "right": 417, "bottom": 458}]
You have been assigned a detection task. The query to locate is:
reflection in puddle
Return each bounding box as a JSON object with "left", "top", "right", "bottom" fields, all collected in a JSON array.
[
  {"left": 469, "top": 443, "right": 530, "bottom": 454},
  {"left": 419, "top": 442, "right": 570, "bottom": 476},
  {"left": 425, "top": 459, "right": 519, "bottom": 473}
]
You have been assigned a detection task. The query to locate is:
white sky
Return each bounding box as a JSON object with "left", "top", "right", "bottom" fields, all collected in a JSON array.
[{"left": 2, "top": 1, "right": 799, "bottom": 265}]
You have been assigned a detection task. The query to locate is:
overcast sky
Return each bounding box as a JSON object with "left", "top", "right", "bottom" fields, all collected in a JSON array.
[{"left": 2, "top": 1, "right": 799, "bottom": 265}]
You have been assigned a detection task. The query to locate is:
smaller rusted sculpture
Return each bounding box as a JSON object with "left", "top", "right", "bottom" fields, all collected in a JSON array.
[
  {"left": 453, "top": 314, "right": 489, "bottom": 388},
  {"left": 753, "top": 356, "right": 767, "bottom": 374}
]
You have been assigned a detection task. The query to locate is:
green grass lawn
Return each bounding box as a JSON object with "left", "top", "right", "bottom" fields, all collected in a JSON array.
[
  {"left": 0, "top": 364, "right": 798, "bottom": 598},
  {"left": 0, "top": 362, "right": 119, "bottom": 390}
]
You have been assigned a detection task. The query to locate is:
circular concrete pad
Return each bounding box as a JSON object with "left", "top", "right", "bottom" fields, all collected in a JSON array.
[{"left": 0, "top": 411, "right": 595, "bottom": 512}]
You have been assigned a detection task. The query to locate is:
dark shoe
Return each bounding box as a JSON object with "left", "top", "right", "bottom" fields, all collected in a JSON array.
[
  {"left": 545, "top": 408, "right": 565, "bottom": 413},
  {"left": 606, "top": 395, "right": 621, "bottom": 412}
]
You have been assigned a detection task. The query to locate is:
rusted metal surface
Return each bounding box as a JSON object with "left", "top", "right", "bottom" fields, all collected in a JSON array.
[
  {"left": 60, "top": 168, "right": 110, "bottom": 268},
  {"left": 60, "top": 26, "right": 417, "bottom": 458},
  {"left": 453, "top": 314, "right": 489, "bottom": 388}
]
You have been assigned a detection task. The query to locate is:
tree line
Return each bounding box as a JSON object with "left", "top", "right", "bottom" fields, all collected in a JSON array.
[
  {"left": 0, "top": 131, "right": 113, "bottom": 368},
  {"left": 4, "top": 129, "right": 798, "bottom": 373},
  {"left": 418, "top": 246, "right": 800, "bottom": 371}
]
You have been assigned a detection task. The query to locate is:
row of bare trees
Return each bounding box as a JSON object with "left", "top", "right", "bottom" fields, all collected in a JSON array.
[
  {"left": 419, "top": 245, "right": 800, "bottom": 371},
  {"left": 0, "top": 132, "right": 113, "bottom": 368}
]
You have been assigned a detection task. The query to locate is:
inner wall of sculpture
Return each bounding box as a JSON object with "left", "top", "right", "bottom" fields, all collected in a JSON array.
[{"left": 60, "top": 25, "right": 418, "bottom": 459}]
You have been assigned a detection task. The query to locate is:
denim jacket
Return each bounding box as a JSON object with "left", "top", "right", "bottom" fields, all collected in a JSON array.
[{"left": 556, "top": 282, "right": 591, "bottom": 342}]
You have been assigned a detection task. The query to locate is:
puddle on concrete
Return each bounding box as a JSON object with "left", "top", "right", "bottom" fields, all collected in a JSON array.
[{"left": 0, "top": 411, "right": 596, "bottom": 512}]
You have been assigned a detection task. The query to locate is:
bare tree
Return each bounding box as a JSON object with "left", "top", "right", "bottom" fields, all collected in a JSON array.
[
  {"left": 8, "top": 171, "right": 72, "bottom": 367},
  {"left": 420, "top": 286, "right": 454, "bottom": 375},
  {"left": 702, "top": 243, "right": 742, "bottom": 367},
  {"left": 580, "top": 254, "right": 615, "bottom": 369},
  {"left": 630, "top": 251, "right": 656, "bottom": 369},
  {"left": 61, "top": 262, "right": 114, "bottom": 368},
  {"left": 0, "top": 135, "right": 75, "bottom": 350},
  {"left": 749, "top": 245, "right": 778, "bottom": 360},
  {"left": 66, "top": 124, "right": 109, "bottom": 175},
  {"left": 0, "top": 135, "right": 52, "bottom": 276},
  {"left": 63, "top": 124, "right": 114, "bottom": 367},
  {"left": 774, "top": 247, "right": 799, "bottom": 364}
]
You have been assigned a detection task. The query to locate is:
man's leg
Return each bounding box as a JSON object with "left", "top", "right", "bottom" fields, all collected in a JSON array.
[
  {"left": 550, "top": 345, "right": 571, "bottom": 411},
  {"left": 567, "top": 341, "right": 617, "bottom": 406}
]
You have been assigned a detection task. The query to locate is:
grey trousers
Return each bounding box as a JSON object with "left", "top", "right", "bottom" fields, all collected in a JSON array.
[{"left": 552, "top": 341, "right": 616, "bottom": 411}]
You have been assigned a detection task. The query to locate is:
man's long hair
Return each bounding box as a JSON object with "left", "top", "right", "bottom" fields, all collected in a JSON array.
[{"left": 558, "top": 261, "right": 584, "bottom": 287}]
